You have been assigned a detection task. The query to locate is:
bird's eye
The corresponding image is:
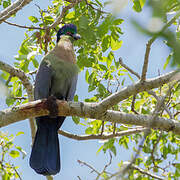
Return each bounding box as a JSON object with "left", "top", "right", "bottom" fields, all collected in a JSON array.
[{"left": 66, "top": 32, "right": 72, "bottom": 36}]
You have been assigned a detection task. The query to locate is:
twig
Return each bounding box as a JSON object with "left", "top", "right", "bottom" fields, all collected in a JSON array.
[
  {"left": 131, "top": 94, "right": 139, "bottom": 114},
  {"left": 58, "top": 128, "right": 148, "bottom": 140},
  {"left": 28, "top": 69, "right": 37, "bottom": 75},
  {"left": 0, "top": 0, "right": 33, "bottom": 24},
  {"left": 84, "top": 0, "right": 109, "bottom": 14},
  {"left": 148, "top": 90, "right": 173, "bottom": 119},
  {"left": 141, "top": 38, "right": 155, "bottom": 81},
  {"left": 12, "top": 96, "right": 27, "bottom": 100},
  {"left": 131, "top": 164, "right": 164, "bottom": 180},
  {"left": 103, "top": 152, "right": 112, "bottom": 172},
  {"left": 78, "top": 160, "right": 100, "bottom": 175},
  {"left": 109, "top": 163, "right": 164, "bottom": 180},
  {"left": 35, "top": 4, "right": 47, "bottom": 28},
  {"left": 4, "top": 20, "right": 44, "bottom": 30},
  {"left": 101, "top": 121, "right": 105, "bottom": 135},
  {"left": 119, "top": 57, "right": 140, "bottom": 79},
  {"left": 49, "top": 0, "right": 83, "bottom": 29}
]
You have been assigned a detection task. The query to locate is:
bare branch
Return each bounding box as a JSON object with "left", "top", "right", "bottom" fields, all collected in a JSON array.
[
  {"left": 131, "top": 94, "right": 139, "bottom": 114},
  {"left": 58, "top": 128, "right": 147, "bottom": 140},
  {"left": 84, "top": 0, "right": 109, "bottom": 14},
  {"left": 4, "top": 20, "right": 45, "bottom": 30},
  {"left": 141, "top": 38, "right": 155, "bottom": 81},
  {"left": 119, "top": 57, "right": 140, "bottom": 79},
  {"left": 78, "top": 160, "right": 100, "bottom": 175},
  {"left": 109, "top": 162, "right": 164, "bottom": 180},
  {"left": 0, "top": 0, "right": 33, "bottom": 24},
  {"left": 130, "top": 164, "right": 164, "bottom": 180}
]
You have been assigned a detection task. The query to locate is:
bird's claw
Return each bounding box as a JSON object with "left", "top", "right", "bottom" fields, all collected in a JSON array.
[{"left": 45, "top": 96, "right": 58, "bottom": 118}]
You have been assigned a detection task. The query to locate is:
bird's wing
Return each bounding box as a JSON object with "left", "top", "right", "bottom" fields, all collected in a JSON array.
[
  {"left": 67, "top": 74, "right": 78, "bottom": 101},
  {"left": 34, "top": 62, "right": 52, "bottom": 100}
]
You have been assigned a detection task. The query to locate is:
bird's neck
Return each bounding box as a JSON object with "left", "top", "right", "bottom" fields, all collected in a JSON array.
[{"left": 51, "top": 35, "right": 76, "bottom": 64}]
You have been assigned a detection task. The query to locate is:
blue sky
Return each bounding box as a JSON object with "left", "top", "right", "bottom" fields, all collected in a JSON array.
[{"left": 0, "top": 0, "right": 173, "bottom": 179}]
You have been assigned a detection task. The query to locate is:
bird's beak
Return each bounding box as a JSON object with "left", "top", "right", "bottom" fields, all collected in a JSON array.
[{"left": 73, "top": 33, "right": 81, "bottom": 40}]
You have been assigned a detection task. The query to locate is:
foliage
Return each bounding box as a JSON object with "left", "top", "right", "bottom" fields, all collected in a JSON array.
[
  {"left": 0, "top": 132, "right": 26, "bottom": 180},
  {"left": 0, "top": 0, "right": 180, "bottom": 179}
]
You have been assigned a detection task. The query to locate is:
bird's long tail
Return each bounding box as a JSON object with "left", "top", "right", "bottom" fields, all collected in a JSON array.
[{"left": 29, "top": 116, "right": 65, "bottom": 175}]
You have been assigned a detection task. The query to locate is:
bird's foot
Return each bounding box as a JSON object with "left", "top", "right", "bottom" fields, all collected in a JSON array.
[{"left": 45, "top": 96, "right": 58, "bottom": 118}]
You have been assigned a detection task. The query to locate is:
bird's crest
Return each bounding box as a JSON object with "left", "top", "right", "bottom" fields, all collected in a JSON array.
[{"left": 57, "top": 24, "right": 80, "bottom": 42}]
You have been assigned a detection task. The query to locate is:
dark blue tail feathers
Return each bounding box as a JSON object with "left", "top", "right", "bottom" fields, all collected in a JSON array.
[{"left": 29, "top": 116, "right": 65, "bottom": 175}]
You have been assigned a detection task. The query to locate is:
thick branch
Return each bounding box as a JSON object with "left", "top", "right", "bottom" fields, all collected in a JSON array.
[
  {"left": 97, "top": 70, "right": 179, "bottom": 112},
  {"left": 58, "top": 128, "right": 147, "bottom": 140},
  {"left": 0, "top": 99, "right": 180, "bottom": 135},
  {"left": 0, "top": 60, "right": 36, "bottom": 141},
  {"left": 0, "top": 0, "right": 33, "bottom": 24}
]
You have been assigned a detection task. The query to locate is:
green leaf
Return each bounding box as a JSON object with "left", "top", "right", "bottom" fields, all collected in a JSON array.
[
  {"left": 113, "top": 19, "right": 124, "bottom": 25},
  {"left": 72, "top": 116, "right": 80, "bottom": 124},
  {"left": 102, "top": 35, "right": 111, "bottom": 52},
  {"left": 85, "top": 69, "right": 89, "bottom": 83},
  {"left": 44, "top": 16, "right": 54, "bottom": 23},
  {"left": 28, "top": 16, "right": 39, "bottom": 23},
  {"left": 79, "top": 16, "right": 89, "bottom": 29},
  {"left": 99, "top": 64, "right": 108, "bottom": 71},
  {"left": 15, "top": 146, "right": 27, "bottom": 159},
  {"left": 111, "top": 38, "right": 123, "bottom": 51},
  {"left": 6, "top": 97, "right": 16, "bottom": 106},
  {"left": 110, "top": 146, "right": 117, "bottom": 156},
  {"left": 16, "top": 132, "right": 24, "bottom": 136},
  {"left": 74, "top": 95, "right": 78, "bottom": 102},
  {"left": 9, "top": 150, "right": 20, "bottom": 158},
  {"left": 163, "top": 53, "right": 172, "bottom": 70},
  {"left": 107, "top": 51, "right": 114, "bottom": 68},
  {"left": 32, "top": 58, "right": 39, "bottom": 68},
  {"left": 133, "top": 0, "right": 143, "bottom": 12},
  {"left": 96, "top": 145, "right": 103, "bottom": 155},
  {"left": 3, "top": 1, "right": 10, "bottom": 8},
  {"left": 65, "top": 11, "right": 75, "bottom": 19},
  {"left": 85, "top": 127, "right": 93, "bottom": 134}
]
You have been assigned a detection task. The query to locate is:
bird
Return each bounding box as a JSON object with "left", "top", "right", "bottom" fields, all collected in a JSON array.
[{"left": 29, "top": 24, "right": 81, "bottom": 176}]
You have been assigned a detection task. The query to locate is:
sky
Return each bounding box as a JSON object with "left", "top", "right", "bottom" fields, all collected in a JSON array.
[{"left": 0, "top": 0, "right": 174, "bottom": 180}]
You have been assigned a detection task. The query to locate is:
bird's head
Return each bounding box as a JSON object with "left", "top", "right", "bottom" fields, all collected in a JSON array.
[{"left": 57, "top": 24, "right": 81, "bottom": 43}]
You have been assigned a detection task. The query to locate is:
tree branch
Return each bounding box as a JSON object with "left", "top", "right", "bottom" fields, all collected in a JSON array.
[
  {"left": 4, "top": 20, "right": 45, "bottom": 30},
  {"left": 58, "top": 127, "right": 147, "bottom": 140},
  {"left": 0, "top": 0, "right": 33, "bottom": 24},
  {"left": 141, "top": 10, "right": 180, "bottom": 81},
  {"left": 96, "top": 70, "right": 179, "bottom": 112},
  {"left": 119, "top": 57, "right": 140, "bottom": 79},
  {"left": 0, "top": 60, "right": 36, "bottom": 141},
  {"left": 130, "top": 164, "right": 164, "bottom": 180},
  {"left": 0, "top": 99, "right": 180, "bottom": 135},
  {"left": 110, "top": 163, "right": 164, "bottom": 180}
]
